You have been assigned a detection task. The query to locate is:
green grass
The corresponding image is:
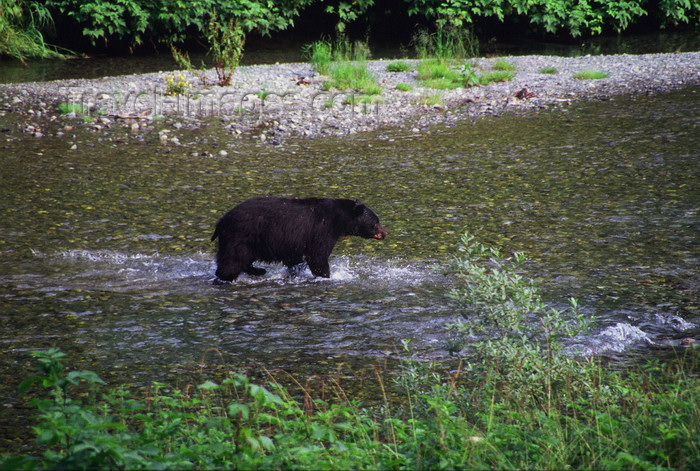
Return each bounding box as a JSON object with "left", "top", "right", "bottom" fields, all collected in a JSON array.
[
  {"left": 57, "top": 102, "right": 90, "bottom": 115},
  {"left": 416, "top": 58, "right": 464, "bottom": 89},
  {"left": 540, "top": 66, "right": 558, "bottom": 74},
  {"left": 492, "top": 59, "right": 516, "bottom": 71},
  {"left": 304, "top": 37, "right": 381, "bottom": 95},
  {"left": 386, "top": 61, "right": 411, "bottom": 72},
  {"left": 573, "top": 69, "right": 609, "bottom": 80},
  {"left": 301, "top": 39, "right": 332, "bottom": 75},
  {"left": 413, "top": 24, "right": 478, "bottom": 60},
  {"left": 0, "top": 0, "right": 65, "bottom": 61},
  {"left": 419, "top": 92, "right": 444, "bottom": 106},
  {"left": 479, "top": 71, "right": 516, "bottom": 84},
  {"left": 395, "top": 83, "right": 413, "bottom": 91},
  {"left": 329, "top": 62, "right": 380, "bottom": 94}
]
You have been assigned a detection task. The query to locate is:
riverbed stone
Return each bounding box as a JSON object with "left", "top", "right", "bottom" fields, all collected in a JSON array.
[{"left": 0, "top": 52, "right": 698, "bottom": 143}]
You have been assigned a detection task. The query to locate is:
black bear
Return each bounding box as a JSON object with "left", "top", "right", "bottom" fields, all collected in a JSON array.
[{"left": 211, "top": 196, "right": 387, "bottom": 281}]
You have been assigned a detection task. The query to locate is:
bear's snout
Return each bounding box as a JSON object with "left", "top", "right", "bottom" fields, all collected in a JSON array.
[{"left": 374, "top": 226, "right": 387, "bottom": 240}]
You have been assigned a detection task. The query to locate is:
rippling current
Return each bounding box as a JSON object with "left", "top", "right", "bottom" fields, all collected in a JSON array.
[{"left": 1, "top": 87, "right": 698, "bottom": 407}]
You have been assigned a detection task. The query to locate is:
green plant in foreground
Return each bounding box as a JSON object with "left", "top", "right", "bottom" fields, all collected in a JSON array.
[
  {"left": 395, "top": 83, "right": 413, "bottom": 91},
  {"left": 540, "top": 66, "right": 558, "bottom": 74},
  {"left": 573, "top": 70, "right": 609, "bottom": 80},
  {"left": 446, "top": 232, "right": 592, "bottom": 403}
]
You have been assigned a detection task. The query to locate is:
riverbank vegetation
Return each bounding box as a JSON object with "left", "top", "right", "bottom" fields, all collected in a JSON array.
[
  {"left": 2, "top": 234, "right": 698, "bottom": 470},
  {"left": 2, "top": 0, "right": 699, "bottom": 61}
]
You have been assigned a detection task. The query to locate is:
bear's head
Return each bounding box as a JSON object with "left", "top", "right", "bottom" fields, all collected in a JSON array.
[{"left": 352, "top": 200, "right": 387, "bottom": 240}]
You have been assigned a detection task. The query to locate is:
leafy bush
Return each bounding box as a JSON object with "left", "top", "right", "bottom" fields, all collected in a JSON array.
[
  {"left": 445, "top": 232, "right": 593, "bottom": 402},
  {"left": 45, "top": 0, "right": 307, "bottom": 47},
  {"left": 171, "top": 12, "right": 245, "bottom": 87}
]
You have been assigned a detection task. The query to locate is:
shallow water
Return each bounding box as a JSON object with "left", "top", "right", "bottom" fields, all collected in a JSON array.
[{"left": 1, "top": 87, "right": 699, "bottom": 447}]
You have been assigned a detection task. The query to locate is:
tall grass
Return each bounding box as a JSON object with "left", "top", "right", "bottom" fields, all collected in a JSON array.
[
  {"left": 413, "top": 24, "right": 478, "bottom": 60},
  {"left": 3, "top": 234, "right": 699, "bottom": 470},
  {"left": 0, "top": 0, "right": 64, "bottom": 61},
  {"left": 303, "top": 36, "right": 380, "bottom": 96}
]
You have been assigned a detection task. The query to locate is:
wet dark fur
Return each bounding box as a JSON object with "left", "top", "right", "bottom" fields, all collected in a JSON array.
[{"left": 211, "top": 197, "right": 387, "bottom": 281}]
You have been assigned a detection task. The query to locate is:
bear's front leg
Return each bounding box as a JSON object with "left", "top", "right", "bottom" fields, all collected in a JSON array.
[{"left": 307, "top": 256, "right": 331, "bottom": 278}]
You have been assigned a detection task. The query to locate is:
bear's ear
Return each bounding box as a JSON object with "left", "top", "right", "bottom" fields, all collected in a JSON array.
[{"left": 353, "top": 200, "right": 365, "bottom": 215}]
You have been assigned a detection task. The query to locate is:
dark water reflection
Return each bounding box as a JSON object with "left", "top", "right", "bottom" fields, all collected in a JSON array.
[{"left": 1, "top": 88, "right": 699, "bottom": 442}]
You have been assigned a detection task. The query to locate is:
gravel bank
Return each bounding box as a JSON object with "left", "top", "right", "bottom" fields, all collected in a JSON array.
[{"left": 1, "top": 52, "right": 698, "bottom": 142}]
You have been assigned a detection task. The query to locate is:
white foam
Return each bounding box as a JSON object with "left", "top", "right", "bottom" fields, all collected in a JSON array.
[
  {"left": 572, "top": 322, "right": 654, "bottom": 356},
  {"left": 653, "top": 313, "right": 696, "bottom": 331}
]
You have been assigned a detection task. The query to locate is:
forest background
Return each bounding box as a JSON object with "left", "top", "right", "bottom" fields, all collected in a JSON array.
[{"left": 2, "top": 0, "right": 699, "bottom": 61}]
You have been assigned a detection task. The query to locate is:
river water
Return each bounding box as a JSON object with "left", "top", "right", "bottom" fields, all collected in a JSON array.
[{"left": 1, "top": 85, "right": 699, "bottom": 448}]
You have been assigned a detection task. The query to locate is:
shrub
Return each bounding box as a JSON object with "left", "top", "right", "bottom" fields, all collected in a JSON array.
[
  {"left": 445, "top": 232, "right": 592, "bottom": 403},
  {"left": 171, "top": 12, "right": 244, "bottom": 87}
]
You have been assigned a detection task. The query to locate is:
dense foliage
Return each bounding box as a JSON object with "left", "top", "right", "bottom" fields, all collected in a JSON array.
[
  {"left": 1, "top": 0, "right": 698, "bottom": 59},
  {"left": 2, "top": 235, "right": 699, "bottom": 470}
]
